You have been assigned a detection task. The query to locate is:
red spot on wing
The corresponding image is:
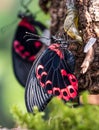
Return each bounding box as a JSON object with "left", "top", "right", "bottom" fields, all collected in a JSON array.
[
  {"left": 37, "top": 65, "right": 44, "bottom": 70},
  {"left": 49, "top": 44, "right": 64, "bottom": 59},
  {"left": 47, "top": 72, "right": 78, "bottom": 101},
  {"left": 40, "top": 81, "right": 45, "bottom": 88},
  {"left": 34, "top": 41, "right": 42, "bottom": 48},
  {"left": 61, "top": 88, "right": 70, "bottom": 101},
  {"left": 67, "top": 85, "right": 77, "bottom": 98},
  {"left": 41, "top": 72, "right": 47, "bottom": 77},
  {"left": 47, "top": 90, "right": 53, "bottom": 94},
  {"left": 36, "top": 65, "right": 48, "bottom": 88},
  {"left": 67, "top": 74, "right": 78, "bottom": 90},
  {"left": 61, "top": 69, "right": 67, "bottom": 76},
  {"left": 14, "top": 40, "right": 35, "bottom": 61},
  {"left": 14, "top": 40, "right": 20, "bottom": 46},
  {"left": 24, "top": 51, "right": 30, "bottom": 57},
  {"left": 45, "top": 80, "right": 52, "bottom": 85},
  {"left": 49, "top": 44, "right": 60, "bottom": 50},
  {"left": 53, "top": 87, "right": 62, "bottom": 99},
  {"left": 14, "top": 40, "right": 24, "bottom": 55},
  {"left": 52, "top": 86, "right": 77, "bottom": 101},
  {"left": 14, "top": 40, "right": 24, "bottom": 51},
  {"left": 36, "top": 65, "right": 44, "bottom": 79},
  {"left": 28, "top": 55, "right": 36, "bottom": 61},
  {"left": 19, "top": 18, "right": 35, "bottom": 32},
  {"left": 60, "top": 69, "right": 78, "bottom": 100},
  {"left": 18, "top": 46, "right": 24, "bottom": 51}
]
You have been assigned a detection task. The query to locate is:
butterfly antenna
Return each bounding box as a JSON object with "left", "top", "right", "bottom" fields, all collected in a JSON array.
[
  {"left": 25, "top": 32, "right": 50, "bottom": 40},
  {"left": 26, "top": 32, "right": 41, "bottom": 37},
  {"left": 24, "top": 32, "right": 51, "bottom": 45},
  {"left": 26, "top": 38, "right": 41, "bottom": 42},
  {"left": 23, "top": 32, "right": 39, "bottom": 42}
]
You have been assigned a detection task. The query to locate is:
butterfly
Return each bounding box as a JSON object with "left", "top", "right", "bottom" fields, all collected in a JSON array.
[
  {"left": 12, "top": 12, "right": 48, "bottom": 87},
  {"left": 25, "top": 35, "right": 78, "bottom": 112}
]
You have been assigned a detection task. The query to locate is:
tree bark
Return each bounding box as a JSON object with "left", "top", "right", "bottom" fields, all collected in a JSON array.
[{"left": 39, "top": 0, "right": 99, "bottom": 94}]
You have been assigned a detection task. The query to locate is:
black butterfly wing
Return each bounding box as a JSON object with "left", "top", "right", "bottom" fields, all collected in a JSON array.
[
  {"left": 12, "top": 51, "right": 33, "bottom": 86},
  {"left": 13, "top": 18, "right": 43, "bottom": 62},
  {"left": 25, "top": 51, "right": 53, "bottom": 112},
  {"left": 35, "top": 44, "right": 78, "bottom": 102},
  {"left": 12, "top": 17, "right": 47, "bottom": 87}
]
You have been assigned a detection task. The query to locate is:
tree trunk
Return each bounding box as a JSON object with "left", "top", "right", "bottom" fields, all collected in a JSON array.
[{"left": 39, "top": 0, "right": 99, "bottom": 94}]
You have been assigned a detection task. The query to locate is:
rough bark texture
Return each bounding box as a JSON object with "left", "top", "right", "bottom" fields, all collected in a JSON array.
[{"left": 39, "top": 0, "right": 99, "bottom": 94}]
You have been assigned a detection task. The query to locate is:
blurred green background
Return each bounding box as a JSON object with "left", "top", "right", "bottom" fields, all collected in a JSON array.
[{"left": 0, "top": 0, "right": 50, "bottom": 128}]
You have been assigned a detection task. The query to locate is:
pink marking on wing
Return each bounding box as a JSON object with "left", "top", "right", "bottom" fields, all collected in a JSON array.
[
  {"left": 45, "top": 80, "right": 52, "bottom": 85},
  {"left": 14, "top": 40, "right": 20, "bottom": 46},
  {"left": 37, "top": 65, "right": 44, "bottom": 70},
  {"left": 14, "top": 40, "right": 24, "bottom": 52},
  {"left": 34, "top": 41, "right": 42, "bottom": 48},
  {"left": 61, "top": 69, "right": 67, "bottom": 76},
  {"left": 20, "top": 52, "right": 26, "bottom": 59},
  {"left": 61, "top": 88, "right": 70, "bottom": 101},
  {"left": 67, "top": 85, "right": 77, "bottom": 98},
  {"left": 19, "top": 18, "right": 35, "bottom": 32},
  {"left": 49, "top": 44, "right": 60, "bottom": 50},
  {"left": 40, "top": 81, "right": 45, "bottom": 88},
  {"left": 41, "top": 72, "right": 47, "bottom": 77},
  {"left": 49, "top": 44, "right": 63, "bottom": 59},
  {"left": 15, "top": 48, "right": 21, "bottom": 54},
  {"left": 28, "top": 55, "right": 36, "bottom": 61},
  {"left": 24, "top": 51, "right": 30, "bottom": 57},
  {"left": 18, "top": 46, "right": 24, "bottom": 51},
  {"left": 67, "top": 74, "right": 78, "bottom": 90},
  {"left": 36, "top": 65, "right": 44, "bottom": 79},
  {"left": 47, "top": 90, "right": 53, "bottom": 94},
  {"left": 53, "top": 87, "right": 62, "bottom": 99}
]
